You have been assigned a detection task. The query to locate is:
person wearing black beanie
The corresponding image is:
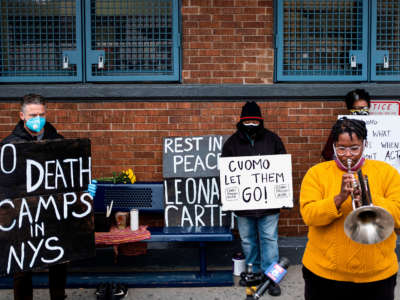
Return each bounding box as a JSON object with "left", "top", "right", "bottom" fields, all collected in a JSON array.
[{"left": 221, "top": 101, "right": 286, "bottom": 297}]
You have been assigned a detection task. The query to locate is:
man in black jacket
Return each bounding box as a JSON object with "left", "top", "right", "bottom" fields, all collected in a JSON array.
[
  {"left": 1, "top": 94, "right": 67, "bottom": 300},
  {"left": 222, "top": 101, "right": 286, "bottom": 297}
]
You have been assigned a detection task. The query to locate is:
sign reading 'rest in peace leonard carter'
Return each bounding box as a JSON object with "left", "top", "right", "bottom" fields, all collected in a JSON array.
[
  {"left": 339, "top": 115, "right": 400, "bottom": 173},
  {"left": 0, "top": 139, "right": 94, "bottom": 276},
  {"left": 219, "top": 154, "right": 294, "bottom": 211},
  {"left": 163, "top": 135, "right": 235, "bottom": 227}
]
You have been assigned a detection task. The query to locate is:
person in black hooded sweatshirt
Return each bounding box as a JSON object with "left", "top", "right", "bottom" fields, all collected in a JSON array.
[
  {"left": 1, "top": 94, "right": 67, "bottom": 300},
  {"left": 222, "top": 101, "right": 286, "bottom": 297}
]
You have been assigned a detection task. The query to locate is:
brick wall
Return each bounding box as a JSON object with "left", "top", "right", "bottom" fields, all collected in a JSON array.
[
  {"left": 182, "top": 0, "right": 274, "bottom": 84},
  {"left": 0, "top": 100, "right": 347, "bottom": 236}
]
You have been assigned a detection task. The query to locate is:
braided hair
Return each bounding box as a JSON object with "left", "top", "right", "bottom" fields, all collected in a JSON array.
[{"left": 331, "top": 117, "right": 367, "bottom": 143}]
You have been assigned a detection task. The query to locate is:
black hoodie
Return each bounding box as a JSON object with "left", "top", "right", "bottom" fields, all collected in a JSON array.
[
  {"left": 1, "top": 120, "right": 63, "bottom": 144},
  {"left": 221, "top": 121, "right": 286, "bottom": 217}
]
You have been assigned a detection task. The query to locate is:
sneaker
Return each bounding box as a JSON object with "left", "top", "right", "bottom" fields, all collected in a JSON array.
[
  {"left": 95, "top": 283, "right": 109, "bottom": 300},
  {"left": 110, "top": 283, "right": 128, "bottom": 299},
  {"left": 268, "top": 282, "right": 281, "bottom": 297}
]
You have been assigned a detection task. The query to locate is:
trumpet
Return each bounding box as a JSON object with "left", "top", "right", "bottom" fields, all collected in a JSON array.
[
  {"left": 343, "top": 162, "right": 394, "bottom": 244},
  {"left": 346, "top": 159, "right": 360, "bottom": 209}
]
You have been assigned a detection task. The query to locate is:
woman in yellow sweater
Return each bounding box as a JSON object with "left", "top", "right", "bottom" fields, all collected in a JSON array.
[{"left": 300, "top": 117, "right": 400, "bottom": 300}]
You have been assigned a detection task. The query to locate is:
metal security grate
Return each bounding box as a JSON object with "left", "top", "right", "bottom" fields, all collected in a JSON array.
[
  {"left": 371, "top": 0, "right": 400, "bottom": 80},
  {"left": 86, "top": 0, "right": 180, "bottom": 81},
  {"left": 104, "top": 188, "right": 153, "bottom": 210},
  {"left": 277, "top": 0, "right": 367, "bottom": 81},
  {"left": 0, "top": 0, "right": 82, "bottom": 82}
]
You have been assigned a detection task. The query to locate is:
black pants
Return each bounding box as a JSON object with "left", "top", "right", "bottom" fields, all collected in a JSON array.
[
  {"left": 13, "top": 264, "right": 67, "bottom": 300},
  {"left": 303, "top": 266, "right": 397, "bottom": 300}
]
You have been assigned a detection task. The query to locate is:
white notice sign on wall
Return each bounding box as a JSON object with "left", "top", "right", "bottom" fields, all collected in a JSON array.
[{"left": 219, "top": 154, "right": 293, "bottom": 211}]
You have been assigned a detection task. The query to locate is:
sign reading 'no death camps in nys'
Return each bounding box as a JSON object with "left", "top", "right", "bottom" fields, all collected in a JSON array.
[
  {"left": 163, "top": 135, "right": 234, "bottom": 227},
  {"left": 219, "top": 154, "right": 293, "bottom": 211},
  {"left": 0, "top": 139, "right": 94, "bottom": 276},
  {"left": 339, "top": 115, "right": 400, "bottom": 173}
]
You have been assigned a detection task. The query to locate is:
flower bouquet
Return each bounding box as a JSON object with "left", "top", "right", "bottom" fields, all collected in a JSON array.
[{"left": 96, "top": 168, "right": 136, "bottom": 184}]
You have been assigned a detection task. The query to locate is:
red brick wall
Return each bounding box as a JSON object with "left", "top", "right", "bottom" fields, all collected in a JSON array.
[
  {"left": 0, "top": 100, "right": 347, "bottom": 236},
  {"left": 182, "top": 0, "right": 274, "bottom": 84}
]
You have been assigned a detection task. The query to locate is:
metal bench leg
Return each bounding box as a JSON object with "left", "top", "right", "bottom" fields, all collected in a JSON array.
[{"left": 199, "top": 242, "right": 207, "bottom": 277}]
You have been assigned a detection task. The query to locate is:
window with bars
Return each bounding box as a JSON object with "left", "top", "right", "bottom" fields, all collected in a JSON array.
[
  {"left": 276, "top": 0, "right": 400, "bottom": 81},
  {"left": 0, "top": 0, "right": 180, "bottom": 83}
]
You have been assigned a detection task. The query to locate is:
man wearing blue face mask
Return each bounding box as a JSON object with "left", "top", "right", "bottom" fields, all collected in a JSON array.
[
  {"left": 1, "top": 94, "right": 66, "bottom": 300},
  {"left": 222, "top": 101, "right": 286, "bottom": 297},
  {"left": 2, "top": 93, "right": 63, "bottom": 143}
]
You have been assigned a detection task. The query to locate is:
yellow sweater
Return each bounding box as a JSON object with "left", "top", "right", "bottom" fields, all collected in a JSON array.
[{"left": 300, "top": 159, "right": 400, "bottom": 282}]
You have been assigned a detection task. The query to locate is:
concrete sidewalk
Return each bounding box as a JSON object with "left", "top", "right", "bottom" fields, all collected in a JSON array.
[
  {"left": 0, "top": 265, "right": 323, "bottom": 300},
  {"left": 2, "top": 264, "right": 400, "bottom": 299}
]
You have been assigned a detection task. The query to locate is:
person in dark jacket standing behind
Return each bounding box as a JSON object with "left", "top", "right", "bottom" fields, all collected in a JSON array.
[
  {"left": 222, "top": 101, "right": 286, "bottom": 297},
  {"left": 1, "top": 94, "right": 67, "bottom": 300}
]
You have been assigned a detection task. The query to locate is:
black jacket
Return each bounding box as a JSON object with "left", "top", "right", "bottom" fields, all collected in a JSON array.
[
  {"left": 1, "top": 120, "right": 63, "bottom": 144},
  {"left": 221, "top": 123, "right": 286, "bottom": 217}
]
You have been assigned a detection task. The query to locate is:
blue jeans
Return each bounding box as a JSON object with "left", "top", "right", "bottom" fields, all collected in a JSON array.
[{"left": 237, "top": 213, "right": 279, "bottom": 273}]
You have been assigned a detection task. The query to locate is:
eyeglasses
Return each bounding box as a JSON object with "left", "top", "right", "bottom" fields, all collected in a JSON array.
[{"left": 334, "top": 145, "right": 362, "bottom": 156}]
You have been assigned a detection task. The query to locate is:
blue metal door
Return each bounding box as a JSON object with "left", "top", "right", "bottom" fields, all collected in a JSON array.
[
  {"left": 0, "top": 0, "right": 83, "bottom": 82},
  {"left": 276, "top": 0, "right": 368, "bottom": 81},
  {"left": 371, "top": 0, "right": 400, "bottom": 81},
  {"left": 85, "top": 0, "right": 180, "bottom": 82}
]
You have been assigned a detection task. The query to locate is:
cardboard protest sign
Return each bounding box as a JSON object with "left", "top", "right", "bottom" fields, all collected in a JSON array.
[
  {"left": 163, "top": 135, "right": 234, "bottom": 227},
  {"left": 164, "top": 177, "right": 234, "bottom": 227},
  {"left": 339, "top": 115, "right": 400, "bottom": 172},
  {"left": 219, "top": 154, "right": 293, "bottom": 211},
  {"left": 0, "top": 139, "right": 94, "bottom": 276},
  {"left": 163, "top": 135, "right": 228, "bottom": 178}
]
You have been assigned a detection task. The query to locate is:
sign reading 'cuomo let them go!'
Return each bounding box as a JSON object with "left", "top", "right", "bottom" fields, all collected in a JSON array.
[{"left": 219, "top": 154, "right": 293, "bottom": 211}]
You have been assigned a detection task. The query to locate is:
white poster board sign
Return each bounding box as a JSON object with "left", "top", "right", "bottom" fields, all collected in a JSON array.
[
  {"left": 219, "top": 154, "right": 293, "bottom": 211},
  {"left": 339, "top": 115, "right": 400, "bottom": 172}
]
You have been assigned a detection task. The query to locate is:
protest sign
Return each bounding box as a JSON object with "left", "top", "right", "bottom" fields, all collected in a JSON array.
[
  {"left": 339, "top": 115, "right": 400, "bottom": 172},
  {"left": 164, "top": 177, "right": 234, "bottom": 227},
  {"left": 163, "top": 135, "right": 234, "bottom": 227},
  {"left": 0, "top": 139, "right": 94, "bottom": 276},
  {"left": 163, "top": 135, "right": 228, "bottom": 178},
  {"left": 219, "top": 154, "right": 293, "bottom": 211}
]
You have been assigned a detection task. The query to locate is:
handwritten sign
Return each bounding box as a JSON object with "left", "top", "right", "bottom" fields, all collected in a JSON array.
[
  {"left": 370, "top": 100, "right": 400, "bottom": 115},
  {"left": 219, "top": 154, "right": 293, "bottom": 211},
  {"left": 163, "top": 135, "right": 228, "bottom": 178},
  {"left": 163, "top": 135, "right": 234, "bottom": 227},
  {"left": 0, "top": 139, "right": 94, "bottom": 276},
  {"left": 339, "top": 115, "right": 400, "bottom": 172},
  {"left": 164, "top": 177, "right": 234, "bottom": 227}
]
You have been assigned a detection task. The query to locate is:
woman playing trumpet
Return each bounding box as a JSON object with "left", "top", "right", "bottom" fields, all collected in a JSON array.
[{"left": 300, "top": 117, "right": 400, "bottom": 300}]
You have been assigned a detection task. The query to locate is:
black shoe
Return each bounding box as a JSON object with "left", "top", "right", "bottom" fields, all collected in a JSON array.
[
  {"left": 95, "top": 283, "right": 109, "bottom": 300},
  {"left": 268, "top": 282, "right": 281, "bottom": 297},
  {"left": 110, "top": 283, "right": 128, "bottom": 299}
]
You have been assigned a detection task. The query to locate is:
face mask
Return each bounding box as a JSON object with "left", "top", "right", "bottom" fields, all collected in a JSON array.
[
  {"left": 244, "top": 123, "right": 260, "bottom": 127},
  {"left": 350, "top": 108, "right": 369, "bottom": 115},
  {"left": 26, "top": 116, "right": 46, "bottom": 133}
]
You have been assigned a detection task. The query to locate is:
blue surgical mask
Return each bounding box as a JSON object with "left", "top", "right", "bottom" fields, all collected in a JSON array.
[{"left": 26, "top": 116, "right": 46, "bottom": 133}]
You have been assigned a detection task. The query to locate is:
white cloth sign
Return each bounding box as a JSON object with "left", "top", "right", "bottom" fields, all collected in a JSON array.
[
  {"left": 219, "top": 154, "right": 293, "bottom": 211},
  {"left": 339, "top": 115, "right": 400, "bottom": 172}
]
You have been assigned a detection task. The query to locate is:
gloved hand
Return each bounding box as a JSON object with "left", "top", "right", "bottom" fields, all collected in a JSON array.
[{"left": 87, "top": 179, "right": 97, "bottom": 198}]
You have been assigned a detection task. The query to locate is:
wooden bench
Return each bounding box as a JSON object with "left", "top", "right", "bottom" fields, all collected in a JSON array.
[{"left": 87, "top": 182, "right": 234, "bottom": 287}]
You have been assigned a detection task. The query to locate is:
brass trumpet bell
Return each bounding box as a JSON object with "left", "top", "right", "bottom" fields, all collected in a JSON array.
[{"left": 344, "top": 205, "right": 394, "bottom": 245}]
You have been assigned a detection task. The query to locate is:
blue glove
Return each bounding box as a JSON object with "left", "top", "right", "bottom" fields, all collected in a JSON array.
[{"left": 87, "top": 179, "right": 97, "bottom": 198}]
